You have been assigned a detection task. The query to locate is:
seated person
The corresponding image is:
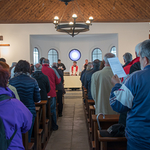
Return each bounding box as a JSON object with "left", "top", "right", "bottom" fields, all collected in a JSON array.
[
  {"left": 0, "top": 68, "right": 32, "bottom": 150},
  {"left": 70, "top": 61, "right": 79, "bottom": 76},
  {"left": 91, "top": 53, "right": 118, "bottom": 115}
]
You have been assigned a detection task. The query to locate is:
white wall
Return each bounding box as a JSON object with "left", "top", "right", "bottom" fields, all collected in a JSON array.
[
  {"left": 0, "top": 23, "right": 149, "bottom": 69},
  {"left": 30, "top": 34, "right": 118, "bottom": 71}
]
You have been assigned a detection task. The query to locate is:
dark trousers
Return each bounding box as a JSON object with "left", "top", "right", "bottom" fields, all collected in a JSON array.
[{"left": 57, "top": 90, "right": 63, "bottom": 115}]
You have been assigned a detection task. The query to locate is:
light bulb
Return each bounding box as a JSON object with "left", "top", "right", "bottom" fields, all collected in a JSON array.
[
  {"left": 89, "top": 16, "right": 94, "bottom": 21},
  {"left": 69, "top": 22, "right": 74, "bottom": 25},
  {"left": 54, "top": 16, "right": 59, "bottom": 20},
  {"left": 86, "top": 20, "right": 91, "bottom": 24},
  {"left": 72, "top": 14, "right": 77, "bottom": 19}
]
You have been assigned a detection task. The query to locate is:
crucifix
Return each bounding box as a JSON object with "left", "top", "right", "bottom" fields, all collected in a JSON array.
[{"left": 0, "top": 36, "right": 10, "bottom": 57}]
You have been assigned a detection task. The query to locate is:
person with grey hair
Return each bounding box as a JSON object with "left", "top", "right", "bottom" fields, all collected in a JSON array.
[
  {"left": 84, "top": 59, "right": 101, "bottom": 100},
  {"left": 124, "top": 42, "right": 141, "bottom": 75},
  {"left": 32, "top": 63, "right": 50, "bottom": 100},
  {"left": 123, "top": 53, "right": 132, "bottom": 68},
  {"left": 110, "top": 39, "right": 150, "bottom": 150},
  {"left": 91, "top": 53, "right": 117, "bottom": 115}
]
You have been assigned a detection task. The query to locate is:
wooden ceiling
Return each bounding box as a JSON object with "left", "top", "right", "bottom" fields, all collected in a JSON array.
[{"left": 0, "top": 0, "right": 150, "bottom": 23}]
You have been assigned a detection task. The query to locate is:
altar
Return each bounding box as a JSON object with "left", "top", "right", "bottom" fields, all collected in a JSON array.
[{"left": 64, "top": 76, "right": 82, "bottom": 89}]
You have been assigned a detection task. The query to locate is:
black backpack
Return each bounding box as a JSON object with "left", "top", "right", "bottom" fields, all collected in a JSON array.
[{"left": 0, "top": 95, "right": 17, "bottom": 150}]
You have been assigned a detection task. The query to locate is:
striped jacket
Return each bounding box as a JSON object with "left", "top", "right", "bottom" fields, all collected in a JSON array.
[{"left": 110, "top": 65, "right": 150, "bottom": 149}]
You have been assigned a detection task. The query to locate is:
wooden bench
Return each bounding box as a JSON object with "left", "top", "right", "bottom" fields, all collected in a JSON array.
[
  {"left": 47, "top": 97, "right": 52, "bottom": 137},
  {"left": 34, "top": 107, "right": 43, "bottom": 150},
  {"left": 22, "top": 131, "right": 34, "bottom": 150},
  {"left": 35, "top": 100, "right": 48, "bottom": 150},
  {"left": 88, "top": 105, "right": 95, "bottom": 147},
  {"left": 97, "top": 130, "right": 127, "bottom": 150},
  {"left": 91, "top": 114, "right": 119, "bottom": 150}
]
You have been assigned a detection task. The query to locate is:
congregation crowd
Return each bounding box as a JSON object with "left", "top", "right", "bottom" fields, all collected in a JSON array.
[
  {"left": 0, "top": 39, "right": 150, "bottom": 150},
  {"left": 81, "top": 39, "right": 150, "bottom": 150},
  {"left": 0, "top": 57, "right": 66, "bottom": 150}
]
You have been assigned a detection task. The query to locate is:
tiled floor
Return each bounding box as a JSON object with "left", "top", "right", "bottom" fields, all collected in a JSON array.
[{"left": 45, "top": 89, "right": 90, "bottom": 150}]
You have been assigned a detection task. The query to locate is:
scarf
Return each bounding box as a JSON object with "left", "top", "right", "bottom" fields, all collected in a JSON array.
[{"left": 71, "top": 65, "right": 78, "bottom": 74}]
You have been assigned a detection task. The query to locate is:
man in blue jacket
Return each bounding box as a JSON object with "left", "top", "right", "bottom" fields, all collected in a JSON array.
[
  {"left": 84, "top": 59, "right": 101, "bottom": 100},
  {"left": 110, "top": 39, "right": 150, "bottom": 150}
]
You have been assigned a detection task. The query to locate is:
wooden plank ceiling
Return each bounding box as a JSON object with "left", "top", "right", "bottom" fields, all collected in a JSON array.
[{"left": 0, "top": 0, "right": 150, "bottom": 23}]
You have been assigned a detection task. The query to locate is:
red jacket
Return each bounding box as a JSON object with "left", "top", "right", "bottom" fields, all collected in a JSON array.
[
  {"left": 124, "top": 57, "right": 140, "bottom": 74},
  {"left": 42, "top": 64, "right": 61, "bottom": 97}
]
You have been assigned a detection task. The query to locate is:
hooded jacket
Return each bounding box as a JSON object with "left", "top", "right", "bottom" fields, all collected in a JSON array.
[
  {"left": 0, "top": 87, "right": 32, "bottom": 150},
  {"left": 32, "top": 71, "right": 50, "bottom": 100}
]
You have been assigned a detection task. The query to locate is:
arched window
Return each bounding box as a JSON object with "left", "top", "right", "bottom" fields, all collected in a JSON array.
[
  {"left": 33, "top": 47, "right": 39, "bottom": 65},
  {"left": 110, "top": 46, "right": 117, "bottom": 56},
  {"left": 92, "top": 48, "right": 102, "bottom": 61},
  {"left": 48, "top": 49, "right": 58, "bottom": 67}
]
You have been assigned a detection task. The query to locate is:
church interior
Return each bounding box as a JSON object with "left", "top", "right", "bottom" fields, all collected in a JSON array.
[{"left": 0, "top": 0, "right": 150, "bottom": 150}]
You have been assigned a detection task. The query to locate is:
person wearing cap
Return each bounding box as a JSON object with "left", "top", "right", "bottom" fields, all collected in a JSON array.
[
  {"left": 70, "top": 61, "right": 79, "bottom": 76},
  {"left": 32, "top": 63, "right": 50, "bottom": 100},
  {"left": 110, "top": 39, "right": 150, "bottom": 150},
  {"left": 91, "top": 53, "right": 118, "bottom": 115},
  {"left": 57, "top": 59, "right": 66, "bottom": 72}
]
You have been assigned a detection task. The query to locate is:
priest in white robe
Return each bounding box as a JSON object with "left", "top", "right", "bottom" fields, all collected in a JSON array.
[{"left": 70, "top": 61, "right": 79, "bottom": 76}]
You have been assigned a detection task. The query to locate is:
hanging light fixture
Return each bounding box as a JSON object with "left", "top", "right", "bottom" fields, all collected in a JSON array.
[{"left": 53, "top": 0, "right": 94, "bottom": 37}]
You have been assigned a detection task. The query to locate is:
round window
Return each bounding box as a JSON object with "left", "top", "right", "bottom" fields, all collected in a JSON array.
[{"left": 69, "top": 49, "right": 81, "bottom": 61}]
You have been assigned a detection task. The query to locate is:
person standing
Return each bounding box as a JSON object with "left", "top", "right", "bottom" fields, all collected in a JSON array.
[
  {"left": 32, "top": 63, "right": 50, "bottom": 100},
  {"left": 110, "top": 39, "right": 150, "bottom": 150},
  {"left": 9, "top": 60, "right": 41, "bottom": 142},
  {"left": 91, "top": 53, "right": 117, "bottom": 115},
  {"left": 42, "top": 59, "right": 61, "bottom": 130},
  {"left": 0, "top": 68, "right": 32, "bottom": 150},
  {"left": 57, "top": 59, "right": 66, "bottom": 72},
  {"left": 70, "top": 61, "right": 79, "bottom": 76},
  {"left": 52, "top": 63, "right": 64, "bottom": 117}
]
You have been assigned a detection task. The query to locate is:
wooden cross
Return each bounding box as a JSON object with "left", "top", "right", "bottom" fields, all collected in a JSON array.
[{"left": 0, "top": 36, "right": 10, "bottom": 46}]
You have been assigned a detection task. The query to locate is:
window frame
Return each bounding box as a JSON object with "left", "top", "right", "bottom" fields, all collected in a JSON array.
[
  {"left": 48, "top": 48, "right": 59, "bottom": 67},
  {"left": 33, "top": 47, "right": 40, "bottom": 65},
  {"left": 91, "top": 48, "right": 102, "bottom": 61},
  {"left": 110, "top": 46, "right": 117, "bottom": 56}
]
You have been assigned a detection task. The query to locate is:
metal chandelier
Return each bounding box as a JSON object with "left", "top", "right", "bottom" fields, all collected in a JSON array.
[{"left": 53, "top": 0, "right": 94, "bottom": 37}]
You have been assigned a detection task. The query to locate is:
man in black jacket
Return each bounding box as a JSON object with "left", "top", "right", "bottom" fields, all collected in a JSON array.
[
  {"left": 52, "top": 63, "right": 64, "bottom": 117},
  {"left": 32, "top": 63, "right": 50, "bottom": 100},
  {"left": 57, "top": 59, "right": 66, "bottom": 72}
]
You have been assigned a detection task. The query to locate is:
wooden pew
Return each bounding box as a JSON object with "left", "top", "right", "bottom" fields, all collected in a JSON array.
[
  {"left": 97, "top": 130, "right": 127, "bottom": 150},
  {"left": 88, "top": 105, "right": 95, "bottom": 147},
  {"left": 34, "top": 107, "right": 43, "bottom": 150},
  {"left": 47, "top": 96, "right": 52, "bottom": 137},
  {"left": 91, "top": 114, "right": 119, "bottom": 150},
  {"left": 22, "top": 131, "right": 34, "bottom": 150},
  {"left": 35, "top": 100, "right": 48, "bottom": 150}
]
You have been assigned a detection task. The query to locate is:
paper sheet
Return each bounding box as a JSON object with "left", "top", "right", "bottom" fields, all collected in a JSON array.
[{"left": 108, "top": 57, "right": 127, "bottom": 78}]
